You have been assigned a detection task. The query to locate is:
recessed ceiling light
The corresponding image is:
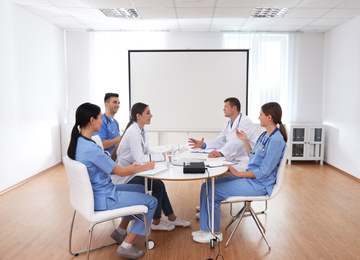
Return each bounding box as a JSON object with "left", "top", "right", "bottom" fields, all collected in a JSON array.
[
  {"left": 251, "top": 7, "right": 290, "bottom": 18},
  {"left": 100, "top": 8, "right": 140, "bottom": 19}
]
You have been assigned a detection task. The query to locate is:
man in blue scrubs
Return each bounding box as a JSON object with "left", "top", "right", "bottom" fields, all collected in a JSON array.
[{"left": 93, "top": 93, "right": 121, "bottom": 155}]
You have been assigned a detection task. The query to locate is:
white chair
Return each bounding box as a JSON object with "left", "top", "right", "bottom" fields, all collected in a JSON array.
[
  {"left": 221, "top": 145, "right": 288, "bottom": 249},
  {"left": 92, "top": 135, "right": 111, "bottom": 156},
  {"left": 63, "top": 155, "right": 151, "bottom": 260},
  {"left": 91, "top": 135, "right": 103, "bottom": 149}
]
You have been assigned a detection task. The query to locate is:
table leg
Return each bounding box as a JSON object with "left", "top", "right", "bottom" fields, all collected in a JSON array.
[
  {"left": 144, "top": 177, "right": 148, "bottom": 194},
  {"left": 144, "top": 177, "right": 153, "bottom": 196},
  {"left": 211, "top": 177, "right": 215, "bottom": 233}
]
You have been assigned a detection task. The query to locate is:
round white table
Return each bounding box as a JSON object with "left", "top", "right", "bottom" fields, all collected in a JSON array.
[{"left": 136, "top": 145, "right": 228, "bottom": 233}]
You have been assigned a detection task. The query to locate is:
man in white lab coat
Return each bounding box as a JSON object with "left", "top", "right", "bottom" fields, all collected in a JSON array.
[{"left": 189, "top": 97, "right": 257, "bottom": 171}]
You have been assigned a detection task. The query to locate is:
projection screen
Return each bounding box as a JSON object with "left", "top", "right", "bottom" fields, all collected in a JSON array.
[{"left": 128, "top": 50, "right": 249, "bottom": 131}]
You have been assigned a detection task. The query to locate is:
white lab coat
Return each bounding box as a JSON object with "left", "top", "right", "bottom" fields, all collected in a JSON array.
[
  {"left": 206, "top": 113, "right": 257, "bottom": 170},
  {"left": 112, "top": 122, "right": 164, "bottom": 184}
]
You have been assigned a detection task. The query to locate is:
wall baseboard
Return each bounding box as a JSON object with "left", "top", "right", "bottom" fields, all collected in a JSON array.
[
  {"left": 0, "top": 163, "right": 62, "bottom": 196},
  {"left": 324, "top": 162, "right": 360, "bottom": 182}
]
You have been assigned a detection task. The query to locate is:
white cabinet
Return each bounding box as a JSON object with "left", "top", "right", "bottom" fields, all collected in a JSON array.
[{"left": 287, "top": 124, "right": 324, "bottom": 165}]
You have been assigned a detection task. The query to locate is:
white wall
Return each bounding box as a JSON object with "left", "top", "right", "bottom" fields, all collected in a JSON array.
[
  {"left": 65, "top": 32, "right": 92, "bottom": 124},
  {"left": 288, "top": 33, "right": 325, "bottom": 124},
  {"left": 323, "top": 15, "right": 360, "bottom": 179},
  {"left": 0, "top": 0, "right": 66, "bottom": 192}
]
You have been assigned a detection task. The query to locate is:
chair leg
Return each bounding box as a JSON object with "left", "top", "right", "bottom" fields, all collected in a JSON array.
[
  {"left": 225, "top": 201, "right": 271, "bottom": 249},
  {"left": 225, "top": 205, "right": 247, "bottom": 247},
  {"left": 228, "top": 200, "right": 267, "bottom": 218},
  {"left": 69, "top": 210, "right": 78, "bottom": 256},
  {"left": 249, "top": 206, "right": 271, "bottom": 250},
  {"left": 68, "top": 210, "right": 122, "bottom": 259},
  {"left": 225, "top": 204, "right": 246, "bottom": 231},
  {"left": 133, "top": 213, "right": 151, "bottom": 260},
  {"left": 143, "top": 213, "right": 150, "bottom": 260}
]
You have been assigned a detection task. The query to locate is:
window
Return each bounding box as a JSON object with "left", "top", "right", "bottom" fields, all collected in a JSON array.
[
  {"left": 89, "top": 31, "right": 166, "bottom": 130},
  {"left": 223, "top": 33, "right": 289, "bottom": 123}
]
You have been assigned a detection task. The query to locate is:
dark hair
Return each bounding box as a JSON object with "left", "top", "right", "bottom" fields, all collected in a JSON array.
[
  {"left": 67, "top": 102, "right": 101, "bottom": 160},
  {"left": 224, "top": 97, "right": 241, "bottom": 112},
  {"left": 104, "top": 93, "right": 119, "bottom": 103},
  {"left": 111, "top": 102, "right": 149, "bottom": 161},
  {"left": 261, "top": 102, "right": 287, "bottom": 142}
]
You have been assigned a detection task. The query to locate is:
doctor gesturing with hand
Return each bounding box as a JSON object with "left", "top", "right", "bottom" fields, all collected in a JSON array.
[{"left": 188, "top": 97, "right": 257, "bottom": 169}]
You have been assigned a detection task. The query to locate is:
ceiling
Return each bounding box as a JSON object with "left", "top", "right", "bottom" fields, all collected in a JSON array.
[{"left": 10, "top": 0, "right": 360, "bottom": 33}]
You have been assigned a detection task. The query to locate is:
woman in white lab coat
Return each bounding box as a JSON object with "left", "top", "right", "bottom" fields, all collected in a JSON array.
[{"left": 111, "top": 102, "right": 191, "bottom": 231}]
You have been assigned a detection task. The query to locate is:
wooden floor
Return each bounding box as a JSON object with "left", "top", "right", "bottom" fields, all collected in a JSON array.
[{"left": 1, "top": 162, "right": 360, "bottom": 260}]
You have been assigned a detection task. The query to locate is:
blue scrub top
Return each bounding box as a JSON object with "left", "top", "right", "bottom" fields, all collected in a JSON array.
[
  {"left": 247, "top": 130, "right": 286, "bottom": 195},
  {"left": 75, "top": 136, "right": 117, "bottom": 210},
  {"left": 93, "top": 114, "right": 120, "bottom": 154}
]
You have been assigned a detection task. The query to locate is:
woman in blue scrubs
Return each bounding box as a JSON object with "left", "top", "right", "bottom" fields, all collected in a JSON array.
[
  {"left": 192, "top": 102, "right": 287, "bottom": 243},
  {"left": 67, "top": 102, "right": 158, "bottom": 259}
]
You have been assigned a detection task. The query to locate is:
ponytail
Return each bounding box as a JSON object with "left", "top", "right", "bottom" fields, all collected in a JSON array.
[
  {"left": 278, "top": 122, "right": 287, "bottom": 143},
  {"left": 67, "top": 102, "right": 101, "bottom": 160},
  {"left": 67, "top": 124, "right": 81, "bottom": 160},
  {"left": 261, "top": 102, "right": 287, "bottom": 143}
]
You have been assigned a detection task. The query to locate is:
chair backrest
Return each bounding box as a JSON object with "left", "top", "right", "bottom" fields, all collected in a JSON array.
[
  {"left": 92, "top": 135, "right": 104, "bottom": 151},
  {"left": 269, "top": 145, "right": 288, "bottom": 199},
  {"left": 63, "top": 155, "right": 95, "bottom": 220}
]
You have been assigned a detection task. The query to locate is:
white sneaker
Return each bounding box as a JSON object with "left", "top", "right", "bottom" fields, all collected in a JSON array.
[
  {"left": 168, "top": 217, "right": 191, "bottom": 227},
  {"left": 196, "top": 206, "right": 200, "bottom": 211},
  {"left": 191, "top": 230, "right": 207, "bottom": 237},
  {"left": 151, "top": 220, "right": 175, "bottom": 231},
  {"left": 195, "top": 212, "right": 200, "bottom": 219},
  {"left": 192, "top": 231, "right": 223, "bottom": 243}
]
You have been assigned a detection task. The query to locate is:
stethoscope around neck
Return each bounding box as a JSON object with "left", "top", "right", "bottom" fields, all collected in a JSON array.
[
  {"left": 104, "top": 114, "right": 119, "bottom": 134},
  {"left": 228, "top": 113, "right": 242, "bottom": 129},
  {"left": 252, "top": 128, "right": 279, "bottom": 154}
]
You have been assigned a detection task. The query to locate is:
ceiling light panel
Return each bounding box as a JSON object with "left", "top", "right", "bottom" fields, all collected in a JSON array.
[
  {"left": 100, "top": 8, "right": 140, "bottom": 18},
  {"left": 251, "top": 7, "right": 290, "bottom": 18}
]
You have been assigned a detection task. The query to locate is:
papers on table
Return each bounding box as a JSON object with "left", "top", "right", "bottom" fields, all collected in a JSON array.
[
  {"left": 190, "top": 148, "right": 214, "bottom": 154},
  {"left": 173, "top": 157, "right": 236, "bottom": 168},
  {"left": 135, "top": 164, "right": 168, "bottom": 176},
  {"left": 205, "top": 160, "right": 236, "bottom": 168}
]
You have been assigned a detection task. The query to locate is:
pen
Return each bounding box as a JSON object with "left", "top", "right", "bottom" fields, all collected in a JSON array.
[{"left": 189, "top": 138, "right": 197, "bottom": 144}]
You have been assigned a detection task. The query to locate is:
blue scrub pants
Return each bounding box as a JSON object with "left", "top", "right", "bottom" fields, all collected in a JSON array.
[
  {"left": 127, "top": 176, "right": 174, "bottom": 220},
  {"left": 105, "top": 184, "right": 158, "bottom": 236},
  {"left": 199, "top": 175, "right": 267, "bottom": 232}
]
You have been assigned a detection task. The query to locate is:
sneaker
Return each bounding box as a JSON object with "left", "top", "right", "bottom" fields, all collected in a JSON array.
[
  {"left": 195, "top": 212, "right": 200, "bottom": 219},
  {"left": 151, "top": 220, "right": 175, "bottom": 231},
  {"left": 110, "top": 229, "right": 127, "bottom": 244},
  {"left": 191, "top": 230, "right": 207, "bottom": 237},
  {"left": 116, "top": 244, "right": 144, "bottom": 259},
  {"left": 168, "top": 217, "right": 191, "bottom": 227},
  {"left": 192, "top": 231, "right": 223, "bottom": 243},
  {"left": 196, "top": 206, "right": 200, "bottom": 211}
]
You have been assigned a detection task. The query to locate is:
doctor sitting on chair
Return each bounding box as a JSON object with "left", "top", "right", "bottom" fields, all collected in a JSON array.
[{"left": 188, "top": 97, "right": 257, "bottom": 172}]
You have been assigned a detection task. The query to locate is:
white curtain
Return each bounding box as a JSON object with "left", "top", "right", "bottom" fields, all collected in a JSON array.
[
  {"left": 89, "top": 31, "right": 166, "bottom": 130},
  {"left": 223, "top": 33, "right": 289, "bottom": 123}
]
